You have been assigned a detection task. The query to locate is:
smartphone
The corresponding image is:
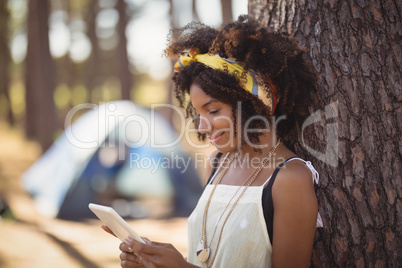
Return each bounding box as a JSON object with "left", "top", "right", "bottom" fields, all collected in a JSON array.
[{"left": 88, "top": 203, "right": 145, "bottom": 243}]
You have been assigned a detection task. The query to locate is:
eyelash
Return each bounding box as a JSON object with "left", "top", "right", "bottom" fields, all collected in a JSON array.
[{"left": 192, "top": 109, "right": 219, "bottom": 120}]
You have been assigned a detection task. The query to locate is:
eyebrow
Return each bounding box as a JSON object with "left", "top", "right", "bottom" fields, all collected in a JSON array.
[{"left": 202, "top": 99, "right": 219, "bottom": 109}]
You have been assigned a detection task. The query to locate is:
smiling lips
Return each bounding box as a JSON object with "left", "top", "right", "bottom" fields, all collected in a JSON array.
[{"left": 208, "top": 132, "right": 224, "bottom": 144}]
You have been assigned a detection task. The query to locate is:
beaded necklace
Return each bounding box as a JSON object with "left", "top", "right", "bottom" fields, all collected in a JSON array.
[{"left": 197, "top": 140, "right": 281, "bottom": 267}]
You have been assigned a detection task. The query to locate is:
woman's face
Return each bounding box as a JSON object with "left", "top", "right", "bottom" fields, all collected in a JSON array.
[{"left": 190, "top": 83, "right": 238, "bottom": 153}]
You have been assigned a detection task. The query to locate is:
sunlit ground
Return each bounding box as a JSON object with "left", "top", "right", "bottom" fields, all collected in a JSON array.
[{"left": 0, "top": 122, "right": 189, "bottom": 268}]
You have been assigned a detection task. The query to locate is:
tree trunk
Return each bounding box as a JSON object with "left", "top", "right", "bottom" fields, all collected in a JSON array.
[
  {"left": 63, "top": 1, "right": 75, "bottom": 91},
  {"left": 85, "top": 0, "right": 102, "bottom": 98},
  {"left": 25, "top": 0, "right": 57, "bottom": 151},
  {"left": 221, "top": 0, "right": 233, "bottom": 24},
  {"left": 0, "top": 0, "right": 13, "bottom": 125},
  {"left": 116, "top": 0, "right": 132, "bottom": 100},
  {"left": 163, "top": 0, "right": 177, "bottom": 125},
  {"left": 192, "top": 0, "right": 200, "bottom": 22},
  {"left": 249, "top": 0, "right": 401, "bottom": 266}
]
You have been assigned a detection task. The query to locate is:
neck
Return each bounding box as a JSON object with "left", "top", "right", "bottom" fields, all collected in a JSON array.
[{"left": 235, "top": 131, "right": 280, "bottom": 163}]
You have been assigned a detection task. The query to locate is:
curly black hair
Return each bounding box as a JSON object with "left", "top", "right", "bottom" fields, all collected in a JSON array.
[{"left": 165, "top": 16, "right": 318, "bottom": 151}]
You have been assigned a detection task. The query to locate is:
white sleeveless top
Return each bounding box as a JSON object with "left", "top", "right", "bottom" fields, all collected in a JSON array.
[{"left": 187, "top": 154, "right": 323, "bottom": 268}]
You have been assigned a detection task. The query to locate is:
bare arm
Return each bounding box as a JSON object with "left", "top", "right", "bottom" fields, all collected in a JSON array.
[{"left": 271, "top": 161, "right": 318, "bottom": 268}]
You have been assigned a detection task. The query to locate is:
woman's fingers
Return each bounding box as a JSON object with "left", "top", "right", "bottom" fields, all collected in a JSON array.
[
  {"left": 101, "top": 225, "right": 117, "bottom": 237},
  {"left": 146, "top": 241, "right": 175, "bottom": 249},
  {"left": 121, "top": 257, "right": 144, "bottom": 268},
  {"left": 142, "top": 237, "right": 151, "bottom": 244},
  {"left": 122, "top": 238, "right": 164, "bottom": 264},
  {"left": 120, "top": 252, "right": 141, "bottom": 262},
  {"left": 120, "top": 241, "right": 134, "bottom": 253},
  {"left": 119, "top": 248, "right": 144, "bottom": 268},
  {"left": 120, "top": 237, "right": 188, "bottom": 268},
  {"left": 120, "top": 241, "right": 156, "bottom": 267},
  {"left": 124, "top": 237, "right": 158, "bottom": 255},
  {"left": 120, "top": 260, "right": 142, "bottom": 268}
]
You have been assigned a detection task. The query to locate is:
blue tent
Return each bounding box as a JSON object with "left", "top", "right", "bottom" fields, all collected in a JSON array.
[{"left": 22, "top": 101, "right": 203, "bottom": 220}]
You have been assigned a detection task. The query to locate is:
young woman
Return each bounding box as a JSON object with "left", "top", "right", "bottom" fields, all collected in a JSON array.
[{"left": 104, "top": 16, "right": 322, "bottom": 268}]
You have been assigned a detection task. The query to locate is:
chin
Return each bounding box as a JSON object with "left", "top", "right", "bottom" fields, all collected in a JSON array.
[
  {"left": 209, "top": 132, "right": 238, "bottom": 152},
  {"left": 213, "top": 144, "right": 238, "bottom": 154}
]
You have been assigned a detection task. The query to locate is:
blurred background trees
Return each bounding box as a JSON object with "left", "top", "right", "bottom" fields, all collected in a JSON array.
[
  {"left": 0, "top": 1, "right": 13, "bottom": 125},
  {"left": 1, "top": 0, "right": 400, "bottom": 266},
  {"left": 25, "top": 0, "right": 57, "bottom": 150},
  {"left": 1, "top": 0, "right": 242, "bottom": 152}
]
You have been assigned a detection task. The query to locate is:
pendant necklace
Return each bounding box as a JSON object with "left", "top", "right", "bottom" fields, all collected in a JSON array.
[
  {"left": 197, "top": 139, "right": 281, "bottom": 267},
  {"left": 196, "top": 151, "right": 238, "bottom": 263}
]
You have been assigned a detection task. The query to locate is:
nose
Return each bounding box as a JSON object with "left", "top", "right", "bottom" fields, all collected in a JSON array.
[{"left": 197, "top": 115, "right": 212, "bottom": 135}]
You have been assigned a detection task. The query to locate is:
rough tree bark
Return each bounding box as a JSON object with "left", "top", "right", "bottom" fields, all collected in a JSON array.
[
  {"left": 249, "top": 0, "right": 401, "bottom": 266},
  {"left": 116, "top": 0, "right": 132, "bottom": 100},
  {"left": 25, "top": 0, "right": 57, "bottom": 151}
]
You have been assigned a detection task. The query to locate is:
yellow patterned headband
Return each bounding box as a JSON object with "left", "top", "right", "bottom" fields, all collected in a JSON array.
[{"left": 174, "top": 48, "right": 278, "bottom": 113}]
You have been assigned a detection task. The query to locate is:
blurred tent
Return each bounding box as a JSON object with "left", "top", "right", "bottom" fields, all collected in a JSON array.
[{"left": 22, "top": 101, "right": 203, "bottom": 220}]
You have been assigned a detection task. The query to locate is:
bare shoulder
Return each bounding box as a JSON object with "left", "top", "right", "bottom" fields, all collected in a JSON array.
[
  {"left": 272, "top": 159, "right": 317, "bottom": 202},
  {"left": 275, "top": 159, "right": 314, "bottom": 186}
]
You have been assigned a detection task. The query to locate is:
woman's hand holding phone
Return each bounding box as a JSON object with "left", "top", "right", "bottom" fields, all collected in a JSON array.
[
  {"left": 120, "top": 237, "right": 198, "bottom": 268},
  {"left": 101, "top": 224, "right": 145, "bottom": 267}
]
